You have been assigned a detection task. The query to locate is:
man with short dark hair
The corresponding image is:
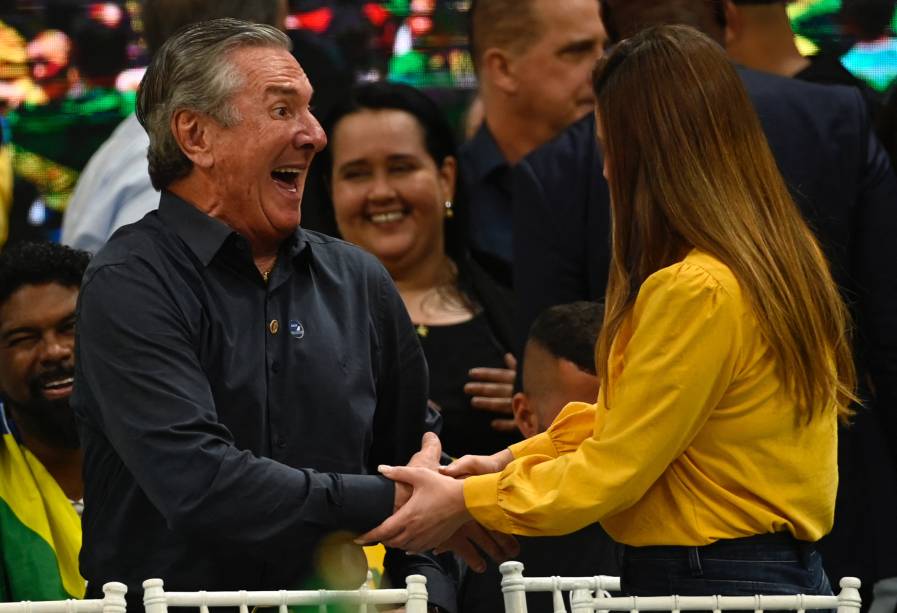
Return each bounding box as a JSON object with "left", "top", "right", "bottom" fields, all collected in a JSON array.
[
  {"left": 0, "top": 241, "right": 90, "bottom": 600},
  {"left": 73, "top": 18, "right": 482, "bottom": 609},
  {"left": 511, "top": 301, "right": 604, "bottom": 437},
  {"left": 460, "top": 0, "right": 605, "bottom": 284}
]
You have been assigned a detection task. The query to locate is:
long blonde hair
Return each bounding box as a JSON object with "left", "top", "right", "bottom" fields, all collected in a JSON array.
[{"left": 592, "top": 25, "right": 856, "bottom": 422}]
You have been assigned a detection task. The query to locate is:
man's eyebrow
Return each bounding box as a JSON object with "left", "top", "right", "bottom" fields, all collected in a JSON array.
[
  {"left": 265, "top": 84, "right": 314, "bottom": 99},
  {"left": 0, "top": 326, "right": 37, "bottom": 340}
]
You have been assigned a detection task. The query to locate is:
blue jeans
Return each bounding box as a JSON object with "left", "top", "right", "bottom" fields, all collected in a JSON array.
[{"left": 621, "top": 533, "right": 833, "bottom": 597}]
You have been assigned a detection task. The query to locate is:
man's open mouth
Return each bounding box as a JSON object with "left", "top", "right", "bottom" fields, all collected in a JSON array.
[
  {"left": 271, "top": 167, "right": 303, "bottom": 192},
  {"left": 37, "top": 375, "right": 74, "bottom": 400}
]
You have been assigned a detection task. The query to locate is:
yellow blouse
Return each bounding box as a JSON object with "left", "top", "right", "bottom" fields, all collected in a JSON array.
[{"left": 464, "top": 250, "right": 837, "bottom": 546}]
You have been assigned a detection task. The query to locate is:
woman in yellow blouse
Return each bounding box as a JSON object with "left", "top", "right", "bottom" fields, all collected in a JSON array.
[{"left": 358, "top": 25, "right": 856, "bottom": 595}]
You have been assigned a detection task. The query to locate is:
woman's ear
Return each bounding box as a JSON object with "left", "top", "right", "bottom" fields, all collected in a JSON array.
[{"left": 439, "top": 155, "right": 457, "bottom": 203}]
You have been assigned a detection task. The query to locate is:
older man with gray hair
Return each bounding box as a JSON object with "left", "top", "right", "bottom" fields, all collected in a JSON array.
[{"left": 73, "top": 18, "right": 478, "bottom": 609}]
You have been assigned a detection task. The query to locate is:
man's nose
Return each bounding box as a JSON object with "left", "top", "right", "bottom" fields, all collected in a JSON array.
[
  {"left": 294, "top": 113, "right": 328, "bottom": 153},
  {"left": 39, "top": 332, "right": 73, "bottom": 365}
]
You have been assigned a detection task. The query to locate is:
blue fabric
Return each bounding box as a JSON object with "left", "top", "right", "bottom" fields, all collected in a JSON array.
[
  {"left": 459, "top": 123, "right": 514, "bottom": 265},
  {"left": 621, "top": 534, "right": 832, "bottom": 597}
]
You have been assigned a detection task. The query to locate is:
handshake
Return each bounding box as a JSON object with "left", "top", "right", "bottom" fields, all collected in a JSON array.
[{"left": 355, "top": 432, "right": 519, "bottom": 572}]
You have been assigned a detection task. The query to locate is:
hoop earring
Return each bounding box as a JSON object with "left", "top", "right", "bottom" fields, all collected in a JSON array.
[{"left": 444, "top": 200, "right": 454, "bottom": 219}]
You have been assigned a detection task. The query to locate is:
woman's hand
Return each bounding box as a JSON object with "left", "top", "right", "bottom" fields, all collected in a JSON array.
[
  {"left": 357, "top": 465, "right": 471, "bottom": 554},
  {"left": 465, "top": 353, "right": 518, "bottom": 432},
  {"left": 439, "top": 448, "right": 513, "bottom": 479}
]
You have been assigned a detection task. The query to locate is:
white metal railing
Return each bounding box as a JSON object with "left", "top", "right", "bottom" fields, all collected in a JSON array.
[
  {"left": 142, "top": 575, "right": 428, "bottom": 613},
  {"left": 499, "top": 560, "right": 861, "bottom": 613},
  {"left": 0, "top": 583, "right": 127, "bottom": 613}
]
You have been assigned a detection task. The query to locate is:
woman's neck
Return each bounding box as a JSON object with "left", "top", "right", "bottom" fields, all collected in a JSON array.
[{"left": 390, "top": 255, "right": 472, "bottom": 325}]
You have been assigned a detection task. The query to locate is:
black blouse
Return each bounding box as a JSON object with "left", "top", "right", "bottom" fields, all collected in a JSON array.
[{"left": 416, "top": 312, "right": 521, "bottom": 457}]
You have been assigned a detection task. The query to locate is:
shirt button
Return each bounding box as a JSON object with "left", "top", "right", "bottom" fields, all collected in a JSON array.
[
  {"left": 271, "top": 360, "right": 281, "bottom": 373},
  {"left": 269, "top": 319, "right": 279, "bottom": 334},
  {"left": 275, "top": 437, "right": 287, "bottom": 449}
]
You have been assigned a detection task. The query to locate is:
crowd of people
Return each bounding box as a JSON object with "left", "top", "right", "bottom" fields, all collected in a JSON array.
[{"left": 1, "top": 1, "right": 897, "bottom": 613}]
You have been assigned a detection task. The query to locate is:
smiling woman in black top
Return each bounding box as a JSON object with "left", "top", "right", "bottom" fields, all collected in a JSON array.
[{"left": 310, "top": 82, "right": 520, "bottom": 457}]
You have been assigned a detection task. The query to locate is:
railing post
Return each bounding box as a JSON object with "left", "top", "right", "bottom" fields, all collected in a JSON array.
[
  {"left": 143, "top": 579, "right": 168, "bottom": 613},
  {"left": 101, "top": 582, "right": 127, "bottom": 613},
  {"left": 405, "top": 574, "right": 428, "bottom": 613},
  {"left": 570, "top": 588, "right": 593, "bottom": 613},
  {"left": 501, "top": 561, "right": 528, "bottom": 613},
  {"left": 837, "top": 577, "right": 862, "bottom": 613}
]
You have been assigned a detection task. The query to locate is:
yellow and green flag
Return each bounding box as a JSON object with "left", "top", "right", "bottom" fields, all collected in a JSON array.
[{"left": 0, "top": 414, "right": 84, "bottom": 601}]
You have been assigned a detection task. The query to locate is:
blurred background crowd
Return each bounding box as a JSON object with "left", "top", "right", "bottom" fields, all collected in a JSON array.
[{"left": 1, "top": 0, "right": 897, "bottom": 248}]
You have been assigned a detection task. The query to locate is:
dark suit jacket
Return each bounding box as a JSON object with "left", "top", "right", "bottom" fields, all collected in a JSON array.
[{"left": 512, "top": 66, "right": 897, "bottom": 589}]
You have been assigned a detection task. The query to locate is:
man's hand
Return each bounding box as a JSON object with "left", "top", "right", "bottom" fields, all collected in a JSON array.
[
  {"left": 394, "top": 432, "right": 443, "bottom": 511},
  {"left": 435, "top": 522, "right": 519, "bottom": 572},
  {"left": 439, "top": 448, "right": 513, "bottom": 479},
  {"left": 465, "top": 353, "right": 517, "bottom": 432}
]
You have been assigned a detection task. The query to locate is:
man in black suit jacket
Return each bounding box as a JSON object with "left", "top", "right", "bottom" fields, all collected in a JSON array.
[{"left": 512, "top": 0, "right": 897, "bottom": 607}]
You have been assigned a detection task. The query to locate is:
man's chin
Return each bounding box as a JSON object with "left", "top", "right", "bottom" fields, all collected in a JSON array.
[{"left": 8, "top": 396, "right": 80, "bottom": 450}]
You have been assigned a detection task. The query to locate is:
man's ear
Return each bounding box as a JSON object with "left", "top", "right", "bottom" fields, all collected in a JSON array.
[
  {"left": 482, "top": 47, "right": 518, "bottom": 95},
  {"left": 171, "top": 108, "right": 215, "bottom": 169},
  {"left": 512, "top": 392, "right": 538, "bottom": 439},
  {"left": 723, "top": 0, "right": 741, "bottom": 47}
]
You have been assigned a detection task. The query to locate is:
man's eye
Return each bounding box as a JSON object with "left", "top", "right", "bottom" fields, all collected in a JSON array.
[
  {"left": 274, "top": 107, "right": 290, "bottom": 118},
  {"left": 7, "top": 335, "right": 37, "bottom": 348}
]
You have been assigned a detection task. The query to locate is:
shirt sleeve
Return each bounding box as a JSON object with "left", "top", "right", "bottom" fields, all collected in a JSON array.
[
  {"left": 509, "top": 401, "right": 597, "bottom": 459},
  {"left": 75, "top": 259, "right": 395, "bottom": 560},
  {"left": 463, "top": 262, "right": 741, "bottom": 536}
]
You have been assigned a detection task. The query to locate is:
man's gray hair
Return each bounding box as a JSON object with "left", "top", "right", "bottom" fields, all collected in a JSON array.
[{"left": 136, "top": 18, "right": 291, "bottom": 190}]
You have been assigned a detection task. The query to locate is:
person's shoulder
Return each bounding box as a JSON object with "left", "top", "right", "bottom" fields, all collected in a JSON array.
[
  {"left": 642, "top": 250, "right": 741, "bottom": 305},
  {"left": 738, "top": 65, "right": 863, "bottom": 115},
  {"left": 524, "top": 113, "right": 597, "bottom": 173},
  {"left": 82, "top": 213, "right": 167, "bottom": 282},
  {"left": 302, "top": 228, "right": 389, "bottom": 278},
  {"left": 81, "top": 113, "right": 149, "bottom": 170}
]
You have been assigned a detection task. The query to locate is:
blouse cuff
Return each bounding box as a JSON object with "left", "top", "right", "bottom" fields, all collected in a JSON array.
[{"left": 463, "top": 472, "right": 514, "bottom": 533}]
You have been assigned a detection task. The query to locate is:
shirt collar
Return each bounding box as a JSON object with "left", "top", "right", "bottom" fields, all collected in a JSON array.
[
  {"left": 465, "top": 122, "right": 509, "bottom": 181},
  {"left": 157, "top": 190, "right": 309, "bottom": 266},
  {"left": 158, "top": 191, "right": 234, "bottom": 266}
]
